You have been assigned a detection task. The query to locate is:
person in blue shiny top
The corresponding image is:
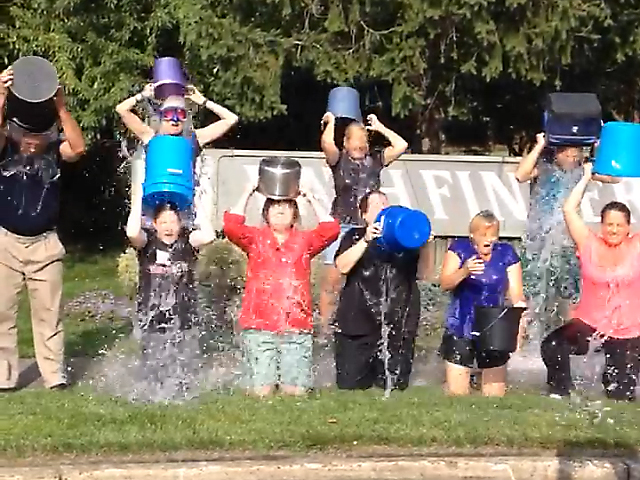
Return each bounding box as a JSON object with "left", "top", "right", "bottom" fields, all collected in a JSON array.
[{"left": 439, "top": 210, "right": 526, "bottom": 397}]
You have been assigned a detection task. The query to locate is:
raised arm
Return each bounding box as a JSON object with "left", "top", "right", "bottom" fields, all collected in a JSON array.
[
  {"left": 189, "top": 182, "right": 216, "bottom": 249},
  {"left": 320, "top": 112, "right": 340, "bottom": 166},
  {"left": 366, "top": 114, "right": 408, "bottom": 166},
  {"left": 115, "top": 84, "right": 155, "bottom": 144},
  {"left": 335, "top": 223, "right": 380, "bottom": 274},
  {"left": 298, "top": 188, "right": 340, "bottom": 256},
  {"left": 54, "top": 87, "right": 86, "bottom": 162},
  {"left": 125, "top": 182, "right": 147, "bottom": 249},
  {"left": 515, "top": 133, "right": 545, "bottom": 183},
  {"left": 188, "top": 86, "right": 239, "bottom": 146},
  {"left": 563, "top": 162, "right": 593, "bottom": 251},
  {"left": 223, "top": 183, "right": 260, "bottom": 251},
  {"left": 0, "top": 68, "right": 12, "bottom": 152},
  {"left": 417, "top": 234, "right": 435, "bottom": 281}
]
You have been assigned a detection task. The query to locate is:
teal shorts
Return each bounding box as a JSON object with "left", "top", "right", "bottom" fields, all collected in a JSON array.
[{"left": 241, "top": 330, "right": 313, "bottom": 390}]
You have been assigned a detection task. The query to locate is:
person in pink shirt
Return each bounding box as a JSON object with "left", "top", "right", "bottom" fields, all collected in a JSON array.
[
  {"left": 541, "top": 162, "right": 640, "bottom": 401},
  {"left": 223, "top": 182, "right": 340, "bottom": 397}
]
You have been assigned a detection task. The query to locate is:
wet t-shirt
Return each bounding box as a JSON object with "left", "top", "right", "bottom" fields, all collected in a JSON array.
[
  {"left": 445, "top": 238, "right": 520, "bottom": 339},
  {"left": 333, "top": 227, "right": 421, "bottom": 336},
  {"left": 525, "top": 158, "right": 582, "bottom": 251},
  {"left": 0, "top": 139, "right": 61, "bottom": 236},
  {"left": 136, "top": 228, "right": 198, "bottom": 333},
  {"left": 330, "top": 150, "right": 384, "bottom": 225}
]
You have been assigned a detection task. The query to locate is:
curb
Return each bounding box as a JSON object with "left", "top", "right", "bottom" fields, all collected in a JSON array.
[{"left": 0, "top": 456, "right": 638, "bottom": 480}]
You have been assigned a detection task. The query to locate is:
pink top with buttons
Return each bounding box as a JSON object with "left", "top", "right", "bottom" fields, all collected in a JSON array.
[{"left": 572, "top": 232, "right": 640, "bottom": 338}]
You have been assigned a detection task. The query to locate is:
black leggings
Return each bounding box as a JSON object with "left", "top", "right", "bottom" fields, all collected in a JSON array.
[{"left": 541, "top": 319, "right": 640, "bottom": 401}]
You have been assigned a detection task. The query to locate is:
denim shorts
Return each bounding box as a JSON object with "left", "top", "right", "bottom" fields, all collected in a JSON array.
[
  {"left": 322, "top": 224, "right": 356, "bottom": 265},
  {"left": 241, "top": 330, "right": 314, "bottom": 389}
]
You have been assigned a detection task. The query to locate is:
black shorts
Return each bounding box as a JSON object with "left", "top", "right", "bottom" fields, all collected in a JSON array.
[{"left": 439, "top": 333, "right": 510, "bottom": 369}]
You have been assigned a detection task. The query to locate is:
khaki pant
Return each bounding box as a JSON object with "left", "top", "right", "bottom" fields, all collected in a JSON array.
[{"left": 0, "top": 228, "right": 66, "bottom": 388}]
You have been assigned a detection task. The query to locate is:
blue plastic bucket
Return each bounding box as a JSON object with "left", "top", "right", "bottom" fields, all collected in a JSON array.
[
  {"left": 375, "top": 206, "right": 431, "bottom": 253},
  {"left": 327, "top": 87, "right": 362, "bottom": 122},
  {"left": 142, "top": 135, "right": 194, "bottom": 211},
  {"left": 593, "top": 121, "right": 640, "bottom": 178}
]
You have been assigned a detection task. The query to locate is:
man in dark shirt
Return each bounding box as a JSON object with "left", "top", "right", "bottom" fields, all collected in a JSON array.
[
  {"left": 0, "top": 66, "right": 86, "bottom": 391},
  {"left": 333, "top": 191, "right": 433, "bottom": 391}
]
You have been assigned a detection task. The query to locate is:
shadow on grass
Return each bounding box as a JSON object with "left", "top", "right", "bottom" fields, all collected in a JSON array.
[{"left": 65, "top": 318, "right": 133, "bottom": 358}]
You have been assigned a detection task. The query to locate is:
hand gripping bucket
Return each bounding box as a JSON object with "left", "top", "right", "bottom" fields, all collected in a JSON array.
[
  {"left": 327, "top": 87, "right": 362, "bottom": 122},
  {"left": 375, "top": 206, "right": 431, "bottom": 253},
  {"left": 593, "top": 121, "right": 640, "bottom": 178},
  {"left": 142, "top": 135, "right": 194, "bottom": 211},
  {"left": 471, "top": 306, "right": 526, "bottom": 353},
  {"left": 152, "top": 57, "right": 187, "bottom": 101},
  {"left": 5, "top": 56, "right": 59, "bottom": 133}
]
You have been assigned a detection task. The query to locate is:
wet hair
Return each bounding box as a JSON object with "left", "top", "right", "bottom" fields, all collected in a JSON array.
[
  {"left": 358, "top": 190, "right": 388, "bottom": 216},
  {"left": 344, "top": 122, "right": 368, "bottom": 141},
  {"left": 600, "top": 201, "right": 631, "bottom": 224},
  {"left": 152, "top": 202, "right": 180, "bottom": 221},
  {"left": 261, "top": 198, "right": 300, "bottom": 225},
  {"left": 469, "top": 210, "right": 499, "bottom": 234}
]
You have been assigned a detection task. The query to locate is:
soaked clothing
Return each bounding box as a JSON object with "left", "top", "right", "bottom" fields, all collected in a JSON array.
[
  {"left": 523, "top": 159, "right": 582, "bottom": 304},
  {"left": 444, "top": 239, "right": 520, "bottom": 339},
  {"left": 439, "top": 333, "right": 510, "bottom": 369},
  {"left": 330, "top": 150, "right": 384, "bottom": 225},
  {"left": 136, "top": 228, "right": 198, "bottom": 334},
  {"left": 572, "top": 232, "right": 640, "bottom": 339},
  {"left": 333, "top": 227, "right": 421, "bottom": 390},
  {"left": 223, "top": 212, "right": 339, "bottom": 333},
  {"left": 541, "top": 318, "right": 640, "bottom": 401},
  {"left": 0, "top": 138, "right": 61, "bottom": 236}
]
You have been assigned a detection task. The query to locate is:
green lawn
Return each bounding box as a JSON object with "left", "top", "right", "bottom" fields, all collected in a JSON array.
[
  {"left": 16, "top": 251, "right": 131, "bottom": 358},
  {"left": 1, "top": 387, "right": 638, "bottom": 458}
]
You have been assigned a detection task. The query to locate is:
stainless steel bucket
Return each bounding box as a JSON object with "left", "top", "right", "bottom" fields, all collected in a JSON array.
[{"left": 257, "top": 157, "right": 302, "bottom": 199}]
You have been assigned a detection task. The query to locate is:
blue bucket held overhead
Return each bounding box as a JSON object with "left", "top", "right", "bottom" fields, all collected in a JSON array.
[
  {"left": 375, "top": 206, "right": 431, "bottom": 253},
  {"left": 327, "top": 87, "right": 362, "bottom": 122},
  {"left": 593, "top": 122, "right": 640, "bottom": 178},
  {"left": 143, "top": 135, "right": 194, "bottom": 211}
]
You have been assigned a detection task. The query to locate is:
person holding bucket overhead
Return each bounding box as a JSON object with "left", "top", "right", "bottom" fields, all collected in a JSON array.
[
  {"left": 223, "top": 160, "right": 340, "bottom": 397},
  {"left": 319, "top": 86, "right": 409, "bottom": 335},
  {"left": 0, "top": 59, "right": 86, "bottom": 391},
  {"left": 333, "top": 191, "right": 434, "bottom": 391},
  {"left": 439, "top": 211, "right": 526, "bottom": 397},
  {"left": 125, "top": 173, "right": 215, "bottom": 370},
  {"left": 541, "top": 161, "right": 640, "bottom": 401},
  {"left": 115, "top": 58, "right": 238, "bottom": 147}
]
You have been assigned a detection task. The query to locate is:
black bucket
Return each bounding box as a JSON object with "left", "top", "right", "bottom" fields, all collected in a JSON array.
[
  {"left": 471, "top": 306, "right": 525, "bottom": 353},
  {"left": 5, "top": 56, "right": 59, "bottom": 133}
]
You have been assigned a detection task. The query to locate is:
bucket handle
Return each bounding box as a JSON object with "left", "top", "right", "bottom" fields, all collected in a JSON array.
[{"left": 470, "top": 307, "right": 510, "bottom": 337}]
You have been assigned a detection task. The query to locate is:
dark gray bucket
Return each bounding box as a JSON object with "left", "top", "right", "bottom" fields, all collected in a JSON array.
[
  {"left": 6, "top": 56, "right": 59, "bottom": 133},
  {"left": 471, "top": 306, "right": 525, "bottom": 353}
]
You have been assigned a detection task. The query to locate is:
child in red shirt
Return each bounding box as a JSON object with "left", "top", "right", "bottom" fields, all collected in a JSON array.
[{"left": 223, "top": 183, "right": 339, "bottom": 396}]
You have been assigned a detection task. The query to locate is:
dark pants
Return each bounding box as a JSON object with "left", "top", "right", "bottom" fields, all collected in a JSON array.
[
  {"left": 335, "top": 326, "right": 418, "bottom": 391},
  {"left": 541, "top": 319, "right": 640, "bottom": 401}
]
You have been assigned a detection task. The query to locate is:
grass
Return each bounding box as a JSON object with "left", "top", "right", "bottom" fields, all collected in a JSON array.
[
  {"left": 1, "top": 387, "right": 639, "bottom": 458},
  {"left": 16, "top": 251, "right": 131, "bottom": 358}
]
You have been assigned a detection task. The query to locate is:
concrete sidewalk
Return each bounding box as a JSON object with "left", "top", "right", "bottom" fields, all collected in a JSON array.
[{"left": 0, "top": 455, "right": 638, "bottom": 480}]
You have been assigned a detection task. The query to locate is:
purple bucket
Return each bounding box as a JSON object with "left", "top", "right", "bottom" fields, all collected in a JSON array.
[{"left": 153, "top": 57, "right": 186, "bottom": 100}]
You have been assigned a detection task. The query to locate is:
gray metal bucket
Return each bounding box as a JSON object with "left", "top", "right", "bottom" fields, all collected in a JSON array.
[{"left": 257, "top": 157, "right": 301, "bottom": 199}]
